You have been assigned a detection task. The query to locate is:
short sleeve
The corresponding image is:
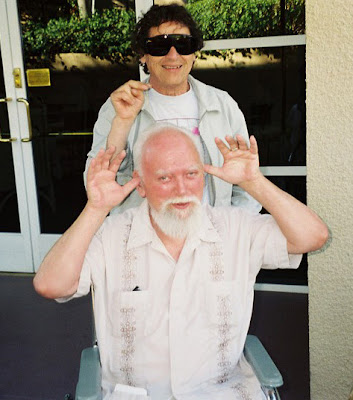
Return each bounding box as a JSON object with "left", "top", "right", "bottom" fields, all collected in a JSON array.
[{"left": 249, "top": 214, "right": 302, "bottom": 271}]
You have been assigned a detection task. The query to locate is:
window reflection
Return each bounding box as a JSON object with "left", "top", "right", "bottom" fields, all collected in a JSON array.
[
  {"left": 186, "top": 0, "right": 305, "bottom": 40},
  {"left": 193, "top": 45, "right": 306, "bottom": 166},
  {"left": 29, "top": 66, "right": 139, "bottom": 233},
  {"left": 258, "top": 176, "right": 307, "bottom": 284},
  {"left": 257, "top": 253, "right": 308, "bottom": 285}
]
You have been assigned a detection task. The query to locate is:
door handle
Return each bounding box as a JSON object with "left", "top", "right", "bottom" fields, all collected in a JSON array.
[
  {"left": 17, "top": 98, "right": 33, "bottom": 142},
  {"left": 0, "top": 97, "right": 17, "bottom": 142}
]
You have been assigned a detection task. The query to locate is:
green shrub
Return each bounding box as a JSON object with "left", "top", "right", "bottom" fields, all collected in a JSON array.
[
  {"left": 21, "top": 0, "right": 304, "bottom": 68},
  {"left": 186, "top": 0, "right": 304, "bottom": 60},
  {"left": 186, "top": 0, "right": 305, "bottom": 40},
  {"left": 22, "top": 8, "right": 135, "bottom": 67}
]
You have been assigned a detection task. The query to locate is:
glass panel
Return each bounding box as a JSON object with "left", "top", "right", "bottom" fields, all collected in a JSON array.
[
  {"left": 28, "top": 65, "right": 139, "bottom": 234},
  {"left": 0, "top": 48, "right": 20, "bottom": 232},
  {"left": 18, "top": 0, "right": 139, "bottom": 233},
  {"left": 257, "top": 176, "right": 307, "bottom": 285},
  {"left": 185, "top": 0, "right": 305, "bottom": 39},
  {"left": 193, "top": 45, "right": 306, "bottom": 166},
  {"left": 257, "top": 253, "right": 307, "bottom": 285}
]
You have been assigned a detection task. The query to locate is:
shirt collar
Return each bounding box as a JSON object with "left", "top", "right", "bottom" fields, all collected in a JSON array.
[
  {"left": 126, "top": 201, "right": 222, "bottom": 251},
  {"left": 127, "top": 200, "right": 155, "bottom": 250},
  {"left": 188, "top": 75, "right": 220, "bottom": 114}
]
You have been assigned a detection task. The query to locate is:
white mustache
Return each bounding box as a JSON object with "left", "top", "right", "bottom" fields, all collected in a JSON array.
[
  {"left": 150, "top": 195, "right": 202, "bottom": 239},
  {"left": 163, "top": 196, "right": 201, "bottom": 207}
]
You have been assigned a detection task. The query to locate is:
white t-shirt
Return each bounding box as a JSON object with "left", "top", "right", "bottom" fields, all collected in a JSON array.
[
  {"left": 62, "top": 201, "right": 302, "bottom": 400},
  {"left": 148, "top": 88, "right": 211, "bottom": 204}
]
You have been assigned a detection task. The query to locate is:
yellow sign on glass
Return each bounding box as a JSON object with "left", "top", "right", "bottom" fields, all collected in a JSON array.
[{"left": 26, "top": 69, "right": 51, "bottom": 87}]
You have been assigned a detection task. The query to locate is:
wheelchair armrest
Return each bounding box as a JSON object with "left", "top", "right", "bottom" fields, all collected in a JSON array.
[
  {"left": 244, "top": 335, "right": 283, "bottom": 388},
  {"left": 75, "top": 346, "right": 102, "bottom": 400}
]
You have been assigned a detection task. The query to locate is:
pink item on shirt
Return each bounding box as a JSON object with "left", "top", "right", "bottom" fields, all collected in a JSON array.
[{"left": 192, "top": 127, "right": 200, "bottom": 136}]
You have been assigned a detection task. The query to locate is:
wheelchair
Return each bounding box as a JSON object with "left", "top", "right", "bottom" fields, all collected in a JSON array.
[{"left": 72, "top": 334, "right": 282, "bottom": 400}]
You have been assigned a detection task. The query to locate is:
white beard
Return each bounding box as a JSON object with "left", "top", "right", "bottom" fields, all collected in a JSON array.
[{"left": 150, "top": 196, "right": 202, "bottom": 239}]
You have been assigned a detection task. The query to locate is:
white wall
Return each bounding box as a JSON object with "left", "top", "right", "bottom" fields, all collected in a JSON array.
[{"left": 306, "top": 0, "right": 353, "bottom": 398}]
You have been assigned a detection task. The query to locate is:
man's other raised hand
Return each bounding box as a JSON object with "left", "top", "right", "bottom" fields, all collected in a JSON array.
[{"left": 86, "top": 146, "right": 140, "bottom": 214}]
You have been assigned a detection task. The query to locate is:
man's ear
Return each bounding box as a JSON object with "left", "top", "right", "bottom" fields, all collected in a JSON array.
[
  {"left": 191, "top": 54, "right": 196, "bottom": 68},
  {"left": 133, "top": 171, "right": 146, "bottom": 198}
]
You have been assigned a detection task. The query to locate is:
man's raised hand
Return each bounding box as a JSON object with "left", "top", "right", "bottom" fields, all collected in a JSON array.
[
  {"left": 110, "top": 80, "right": 152, "bottom": 122},
  {"left": 204, "top": 135, "right": 262, "bottom": 187},
  {"left": 86, "top": 146, "right": 140, "bottom": 214}
]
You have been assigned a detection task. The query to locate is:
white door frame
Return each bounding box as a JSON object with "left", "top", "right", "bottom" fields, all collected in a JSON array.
[
  {"left": 0, "top": 0, "right": 35, "bottom": 271},
  {"left": 6, "top": 0, "right": 62, "bottom": 271},
  {"left": 0, "top": 0, "right": 45, "bottom": 272}
]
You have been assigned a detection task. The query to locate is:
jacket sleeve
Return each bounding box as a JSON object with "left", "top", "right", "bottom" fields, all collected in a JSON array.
[
  {"left": 83, "top": 97, "right": 134, "bottom": 188},
  {"left": 222, "top": 93, "right": 262, "bottom": 213}
]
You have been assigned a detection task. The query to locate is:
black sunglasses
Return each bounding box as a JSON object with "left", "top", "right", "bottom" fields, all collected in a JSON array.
[{"left": 144, "top": 34, "right": 198, "bottom": 56}]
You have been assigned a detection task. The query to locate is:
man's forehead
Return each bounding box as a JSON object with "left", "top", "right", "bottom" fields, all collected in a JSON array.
[
  {"left": 145, "top": 129, "right": 191, "bottom": 147},
  {"left": 144, "top": 131, "right": 199, "bottom": 158},
  {"left": 148, "top": 21, "right": 189, "bottom": 36},
  {"left": 141, "top": 132, "right": 203, "bottom": 174},
  {"left": 154, "top": 164, "right": 202, "bottom": 175}
]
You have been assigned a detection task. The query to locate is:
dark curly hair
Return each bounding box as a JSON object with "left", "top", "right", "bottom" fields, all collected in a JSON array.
[{"left": 131, "top": 4, "right": 204, "bottom": 58}]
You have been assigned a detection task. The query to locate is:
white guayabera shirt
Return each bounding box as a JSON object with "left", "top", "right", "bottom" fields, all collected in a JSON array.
[{"left": 59, "top": 200, "right": 301, "bottom": 400}]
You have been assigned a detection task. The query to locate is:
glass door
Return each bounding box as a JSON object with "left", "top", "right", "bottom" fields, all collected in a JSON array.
[
  {"left": 0, "top": 0, "right": 35, "bottom": 271},
  {"left": 1, "top": 0, "right": 95, "bottom": 272},
  {"left": 18, "top": 0, "right": 139, "bottom": 271},
  {"left": 1, "top": 0, "right": 140, "bottom": 272}
]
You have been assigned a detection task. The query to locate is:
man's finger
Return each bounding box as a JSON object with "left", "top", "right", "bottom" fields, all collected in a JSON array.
[
  {"left": 111, "top": 81, "right": 150, "bottom": 100},
  {"left": 101, "top": 147, "right": 115, "bottom": 170},
  {"left": 94, "top": 149, "right": 106, "bottom": 170},
  {"left": 126, "top": 80, "right": 151, "bottom": 92},
  {"left": 115, "top": 91, "right": 136, "bottom": 106},
  {"left": 214, "top": 137, "right": 232, "bottom": 156},
  {"left": 249, "top": 135, "right": 258, "bottom": 154},
  {"left": 204, "top": 164, "right": 223, "bottom": 180},
  {"left": 114, "top": 80, "right": 150, "bottom": 93},
  {"left": 131, "top": 88, "right": 145, "bottom": 100},
  {"left": 236, "top": 135, "right": 248, "bottom": 151},
  {"left": 86, "top": 158, "right": 96, "bottom": 182},
  {"left": 87, "top": 149, "right": 105, "bottom": 181},
  {"left": 108, "top": 150, "right": 126, "bottom": 173},
  {"left": 225, "top": 135, "right": 238, "bottom": 151},
  {"left": 120, "top": 176, "right": 140, "bottom": 197}
]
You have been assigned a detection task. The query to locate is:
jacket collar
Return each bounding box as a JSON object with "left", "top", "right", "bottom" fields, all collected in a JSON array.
[{"left": 188, "top": 75, "right": 221, "bottom": 115}]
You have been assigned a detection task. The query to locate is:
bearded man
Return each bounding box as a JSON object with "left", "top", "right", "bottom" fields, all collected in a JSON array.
[{"left": 35, "top": 124, "right": 328, "bottom": 400}]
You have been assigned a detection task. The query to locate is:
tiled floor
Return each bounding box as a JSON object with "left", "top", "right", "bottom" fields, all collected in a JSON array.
[{"left": 0, "top": 274, "right": 309, "bottom": 400}]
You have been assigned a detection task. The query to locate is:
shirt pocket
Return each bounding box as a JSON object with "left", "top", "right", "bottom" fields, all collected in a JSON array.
[
  {"left": 109, "top": 290, "right": 151, "bottom": 338},
  {"left": 205, "top": 280, "right": 245, "bottom": 333}
]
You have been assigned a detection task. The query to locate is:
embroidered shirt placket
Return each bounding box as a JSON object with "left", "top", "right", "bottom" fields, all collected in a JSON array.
[
  {"left": 216, "top": 294, "right": 232, "bottom": 384},
  {"left": 120, "top": 223, "right": 137, "bottom": 386},
  {"left": 209, "top": 244, "right": 224, "bottom": 281},
  {"left": 207, "top": 213, "right": 233, "bottom": 385},
  {"left": 231, "top": 383, "right": 252, "bottom": 400},
  {"left": 122, "top": 223, "right": 137, "bottom": 292}
]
